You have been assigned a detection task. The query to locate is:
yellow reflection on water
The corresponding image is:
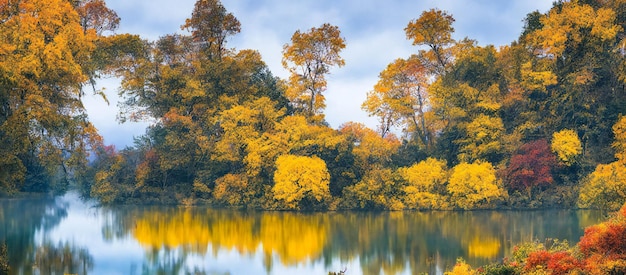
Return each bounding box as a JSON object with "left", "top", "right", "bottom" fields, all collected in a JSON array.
[
  {"left": 131, "top": 209, "right": 327, "bottom": 265},
  {"left": 468, "top": 236, "right": 501, "bottom": 259}
]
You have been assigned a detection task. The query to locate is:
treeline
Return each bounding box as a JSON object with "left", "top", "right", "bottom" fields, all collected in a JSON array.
[{"left": 1, "top": 0, "right": 626, "bottom": 210}]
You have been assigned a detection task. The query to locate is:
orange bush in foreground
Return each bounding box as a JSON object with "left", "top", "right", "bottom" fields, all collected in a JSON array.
[{"left": 578, "top": 203, "right": 626, "bottom": 274}]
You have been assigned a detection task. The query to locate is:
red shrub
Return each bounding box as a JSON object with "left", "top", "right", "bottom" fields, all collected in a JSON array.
[
  {"left": 580, "top": 222, "right": 626, "bottom": 258},
  {"left": 547, "top": 251, "right": 583, "bottom": 275},
  {"left": 525, "top": 250, "right": 582, "bottom": 274},
  {"left": 525, "top": 250, "right": 551, "bottom": 271}
]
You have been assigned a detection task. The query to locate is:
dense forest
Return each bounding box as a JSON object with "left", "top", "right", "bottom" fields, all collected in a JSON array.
[{"left": 1, "top": 0, "right": 626, "bottom": 210}]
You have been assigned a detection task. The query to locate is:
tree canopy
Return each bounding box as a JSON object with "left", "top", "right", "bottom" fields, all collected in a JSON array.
[{"left": 2, "top": 0, "right": 626, "bottom": 211}]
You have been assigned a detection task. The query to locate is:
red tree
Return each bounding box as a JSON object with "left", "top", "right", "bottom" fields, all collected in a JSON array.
[{"left": 504, "top": 139, "right": 556, "bottom": 198}]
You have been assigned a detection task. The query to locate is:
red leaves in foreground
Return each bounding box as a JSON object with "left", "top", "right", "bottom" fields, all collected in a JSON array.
[
  {"left": 525, "top": 250, "right": 582, "bottom": 275},
  {"left": 520, "top": 204, "right": 626, "bottom": 275},
  {"left": 578, "top": 203, "right": 626, "bottom": 274}
]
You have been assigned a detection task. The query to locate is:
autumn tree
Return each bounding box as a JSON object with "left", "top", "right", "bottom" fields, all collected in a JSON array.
[
  {"left": 181, "top": 0, "right": 240, "bottom": 60},
  {"left": 338, "top": 122, "right": 400, "bottom": 170},
  {"left": 400, "top": 158, "right": 448, "bottom": 209},
  {"left": 523, "top": 0, "right": 625, "bottom": 163},
  {"left": 362, "top": 56, "right": 435, "bottom": 150},
  {"left": 578, "top": 161, "right": 626, "bottom": 210},
  {"left": 447, "top": 161, "right": 506, "bottom": 209},
  {"left": 0, "top": 0, "right": 107, "bottom": 193},
  {"left": 579, "top": 116, "right": 626, "bottom": 210},
  {"left": 272, "top": 155, "right": 331, "bottom": 209},
  {"left": 504, "top": 139, "right": 557, "bottom": 199},
  {"left": 551, "top": 129, "right": 582, "bottom": 166},
  {"left": 613, "top": 115, "right": 626, "bottom": 163},
  {"left": 282, "top": 23, "right": 346, "bottom": 122},
  {"left": 342, "top": 167, "right": 404, "bottom": 210},
  {"left": 428, "top": 45, "right": 506, "bottom": 164},
  {"left": 405, "top": 8, "right": 455, "bottom": 75},
  {"left": 213, "top": 173, "right": 256, "bottom": 206},
  {"left": 75, "top": 0, "right": 120, "bottom": 35}
]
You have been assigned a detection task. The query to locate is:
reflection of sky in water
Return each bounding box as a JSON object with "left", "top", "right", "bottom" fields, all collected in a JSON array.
[
  {"left": 18, "top": 193, "right": 603, "bottom": 275},
  {"left": 30, "top": 193, "right": 370, "bottom": 275}
]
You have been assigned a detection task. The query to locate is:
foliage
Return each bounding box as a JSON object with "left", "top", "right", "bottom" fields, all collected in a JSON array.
[
  {"left": 5, "top": 0, "right": 626, "bottom": 212},
  {"left": 551, "top": 129, "right": 582, "bottom": 166},
  {"left": 445, "top": 258, "right": 478, "bottom": 275},
  {"left": 579, "top": 117, "right": 626, "bottom": 210},
  {"left": 448, "top": 161, "right": 506, "bottom": 209},
  {"left": 400, "top": 158, "right": 448, "bottom": 209},
  {"left": 342, "top": 167, "right": 403, "bottom": 210},
  {"left": 578, "top": 205, "right": 626, "bottom": 274},
  {"left": 405, "top": 8, "right": 455, "bottom": 74},
  {"left": 504, "top": 139, "right": 557, "bottom": 199},
  {"left": 578, "top": 161, "right": 626, "bottom": 210},
  {"left": 272, "top": 155, "right": 331, "bottom": 209},
  {"left": 457, "top": 114, "right": 505, "bottom": 163},
  {"left": 0, "top": 0, "right": 113, "bottom": 192},
  {"left": 614, "top": 115, "right": 626, "bottom": 163},
  {"left": 282, "top": 23, "right": 345, "bottom": 121},
  {"left": 181, "top": 0, "right": 240, "bottom": 59},
  {"left": 362, "top": 56, "right": 433, "bottom": 148},
  {"left": 213, "top": 174, "right": 256, "bottom": 206}
]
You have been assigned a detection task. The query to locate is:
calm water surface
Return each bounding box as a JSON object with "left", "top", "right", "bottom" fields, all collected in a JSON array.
[{"left": 0, "top": 192, "right": 606, "bottom": 275}]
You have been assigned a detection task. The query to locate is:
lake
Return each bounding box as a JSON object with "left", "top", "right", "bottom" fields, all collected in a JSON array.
[{"left": 0, "top": 192, "right": 606, "bottom": 275}]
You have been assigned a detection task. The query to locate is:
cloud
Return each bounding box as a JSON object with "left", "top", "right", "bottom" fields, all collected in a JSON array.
[{"left": 82, "top": 78, "right": 151, "bottom": 148}]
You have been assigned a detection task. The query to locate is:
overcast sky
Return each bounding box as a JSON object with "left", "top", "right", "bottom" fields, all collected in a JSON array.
[{"left": 83, "top": 0, "right": 554, "bottom": 148}]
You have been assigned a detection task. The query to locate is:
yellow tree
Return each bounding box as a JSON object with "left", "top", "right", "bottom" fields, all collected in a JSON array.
[
  {"left": 578, "top": 161, "right": 626, "bottom": 210},
  {"left": 338, "top": 122, "right": 400, "bottom": 170},
  {"left": 551, "top": 129, "right": 582, "bottom": 166},
  {"left": 342, "top": 167, "right": 403, "bottom": 210},
  {"left": 362, "top": 56, "right": 434, "bottom": 149},
  {"left": 0, "top": 0, "right": 104, "bottom": 192},
  {"left": 272, "top": 155, "right": 331, "bottom": 209},
  {"left": 400, "top": 158, "right": 448, "bottom": 209},
  {"left": 282, "top": 23, "right": 345, "bottom": 122},
  {"left": 447, "top": 161, "right": 506, "bottom": 209},
  {"left": 579, "top": 116, "right": 626, "bottom": 210},
  {"left": 457, "top": 114, "right": 505, "bottom": 163},
  {"left": 613, "top": 115, "right": 626, "bottom": 163},
  {"left": 181, "top": 0, "right": 240, "bottom": 60},
  {"left": 405, "top": 8, "right": 456, "bottom": 75}
]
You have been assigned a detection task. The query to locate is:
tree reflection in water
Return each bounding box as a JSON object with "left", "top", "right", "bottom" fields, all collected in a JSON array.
[
  {"left": 33, "top": 241, "right": 93, "bottom": 275},
  {"left": 0, "top": 195, "right": 70, "bottom": 274},
  {"left": 102, "top": 207, "right": 602, "bottom": 275},
  {"left": 1, "top": 195, "right": 605, "bottom": 275}
]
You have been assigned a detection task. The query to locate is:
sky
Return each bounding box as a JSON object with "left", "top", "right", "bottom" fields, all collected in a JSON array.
[{"left": 83, "top": 0, "right": 555, "bottom": 148}]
